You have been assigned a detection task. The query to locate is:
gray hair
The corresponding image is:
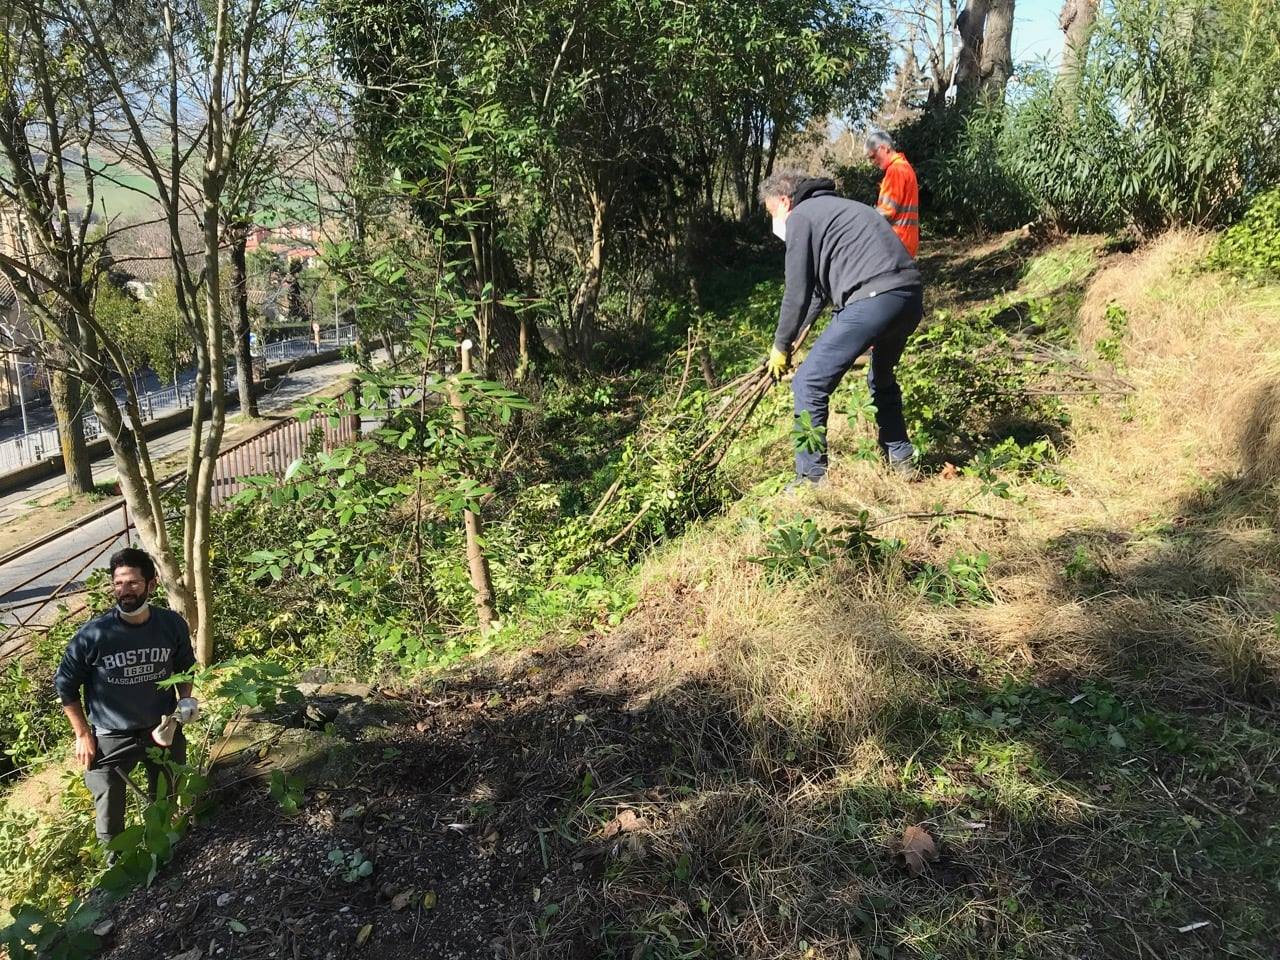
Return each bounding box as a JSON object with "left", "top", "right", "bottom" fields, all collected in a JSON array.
[
  {"left": 758, "top": 169, "right": 811, "bottom": 205},
  {"left": 864, "top": 129, "right": 895, "bottom": 153}
]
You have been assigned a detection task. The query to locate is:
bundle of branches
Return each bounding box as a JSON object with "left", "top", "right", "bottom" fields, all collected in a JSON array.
[{"left": 569, "top": 327, "right": 813, "bottom": 569}]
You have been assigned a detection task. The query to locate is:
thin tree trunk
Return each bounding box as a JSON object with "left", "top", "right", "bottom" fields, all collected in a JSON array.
[
  {"left": 50, "top": 365, "right": 93, "bottom": 494},
  {"left": 698, "top": 343, "right": 716, "bottom": 389},
  {"left": 1058, "top": 0, "right": 1098, "bottom": 94},
  {"left": 228, "top": 224, "right": 258, "bottom": 417},
  {"left": 86, "top": 373, "right": 195, "bottom": 624},
  {"left": 979, "top": 0, "right": 1015, "bottom": 100},
  {"left": 517, "top": 313, "right": 530, "bottom": 382},
  {"left": 191, "top": 199, "right": 229, "bottom": 666},
  {"left": 466, "top": 221, "right": 542, "bottom": 381},
  {"left": 570, "top": 189, "right": 608, "bottom": 362},
  {"left": 449, "top": 341, "right": 496, "bottom": 634},
  {"left": 953, "top": 0, "right": 990, "bottom": 97}
]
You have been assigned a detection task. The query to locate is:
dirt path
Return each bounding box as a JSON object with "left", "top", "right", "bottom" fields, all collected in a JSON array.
[{"left": 97, "top": 614, "right": 727, "bottom": 960}]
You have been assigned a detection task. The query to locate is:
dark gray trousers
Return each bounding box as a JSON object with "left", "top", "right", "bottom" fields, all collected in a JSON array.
[
  {"left": 83, "top": 726, "right": 186, "bottom": 843},
  {"left": 791, "top": 285, "right": 924, "bottom": 480}
]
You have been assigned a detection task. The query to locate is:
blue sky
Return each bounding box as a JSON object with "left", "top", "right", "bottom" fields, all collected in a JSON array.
[{"left": 1013, "top": 0, "right": 1065, "bottom": 67}]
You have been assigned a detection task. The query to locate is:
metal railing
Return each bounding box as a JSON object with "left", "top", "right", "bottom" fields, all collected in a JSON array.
[
  {"left": 0, "top": 393, "right": 360, "bottom": 661},
  {"left": 0, "top": 325, "right": 357, "bottom": 474}
]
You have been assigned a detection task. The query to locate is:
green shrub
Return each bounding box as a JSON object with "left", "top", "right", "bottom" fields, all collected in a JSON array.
[
  {"left": 890, "top": 99, "right": 1034, "bottom": 234},
  {"left": 1206, "top": 186, "right": 1280, "bottom": 282},
  {"left": 1008, "top": 0, "right": 1280, "bottom": 232},
  {"left": 898, "top": 0, "right": 1280, "bottom": 235},
  {"left": 897, "top": 309, "right": 1068, "bottom": 454}
]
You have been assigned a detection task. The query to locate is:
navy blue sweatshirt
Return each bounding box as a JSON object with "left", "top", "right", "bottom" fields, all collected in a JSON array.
[
  {"left": 775, "top": 177, "right": 922, "bottom": 352},
  {"left": 53, "top": 607, "right": 196, "bottom": 732}
]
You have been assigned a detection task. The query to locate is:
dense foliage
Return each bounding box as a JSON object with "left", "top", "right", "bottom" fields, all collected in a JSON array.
[
  {"left": 1206, "top": 186, "right": 1280, "bottom": 282},
  {"left": 900, "top": 0, "right": 1280, "bottom": 234},
  {"left": 322, "top": 0, "right": 888, "bottom": 367}
]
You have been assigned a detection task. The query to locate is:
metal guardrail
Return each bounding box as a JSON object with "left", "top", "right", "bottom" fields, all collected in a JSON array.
[
  {"left": 0, "top": 325, "right": 357, "bottom": 474},
  {"left": 0, "top": 391, "right": 360, "bottom": 662}
]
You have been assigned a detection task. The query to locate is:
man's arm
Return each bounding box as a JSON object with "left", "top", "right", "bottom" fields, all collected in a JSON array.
[
  {"left": 54, "top": 632, "right": 95, "bottom": 769},
  {"left": 774, "top": 220, "right": 824, "bottom": 351},
  {"left": 876, "top": 166, "right": 902, "bottom": 222},
  {"left": 61, "top": 703, "right": 96, "bottom": 769}
]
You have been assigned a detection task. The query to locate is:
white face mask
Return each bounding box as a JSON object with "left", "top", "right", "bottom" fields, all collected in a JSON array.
[
  {"left": 117, "top": 601, "right": 149, "bottom": 619},
  {"left": 771, "top": 212, "right": 787, "bottom": 241}
]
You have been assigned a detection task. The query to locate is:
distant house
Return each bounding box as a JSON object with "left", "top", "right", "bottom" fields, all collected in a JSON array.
[{"left": 244, "top": 222, "right": 322, "bottom": 268}]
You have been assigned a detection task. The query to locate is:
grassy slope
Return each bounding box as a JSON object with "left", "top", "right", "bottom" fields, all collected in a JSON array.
[
  {"left": 9, "top": 231, "right": 1280, "bottom": 959},
  {"left": 609, "top": 230, "right": 1280, "bottom": 958}
]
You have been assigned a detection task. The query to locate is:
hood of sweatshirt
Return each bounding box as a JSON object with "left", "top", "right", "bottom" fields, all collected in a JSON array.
[{"left": 792, "top": 177, "right": 838, "bottom": 207}]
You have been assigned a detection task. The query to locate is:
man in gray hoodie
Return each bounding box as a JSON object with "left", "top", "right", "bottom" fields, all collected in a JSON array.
[
  {"left": 761, "top": 170, "right": 924, "bottom": 483},
  {"left": 54, "top": 547, "right": 196, "bottom": 848}
]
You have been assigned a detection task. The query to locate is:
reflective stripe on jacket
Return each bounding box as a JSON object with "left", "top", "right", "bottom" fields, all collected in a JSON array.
[{"left": 875, "top": 153, "right": 920, "bottom": 258}]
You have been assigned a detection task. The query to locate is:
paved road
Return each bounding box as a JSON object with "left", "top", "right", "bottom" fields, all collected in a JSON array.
[
  {"left": 0, "top": 332, "right": 350, "bottom": 444},
  {"left": 0, "top": 355, "right": 365, "bottom": 650}
]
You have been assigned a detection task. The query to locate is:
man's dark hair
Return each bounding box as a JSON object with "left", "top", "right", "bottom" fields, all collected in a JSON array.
[
  {"left": 109, "top": 547, "right": 157, "bottom": 581},
  {"left": 759, "top": 169, "right": 811, "bottom": 206}
]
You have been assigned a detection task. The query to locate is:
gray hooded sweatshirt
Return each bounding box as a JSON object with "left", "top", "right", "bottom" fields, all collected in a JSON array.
[{"left": 774, "top": 177, "right": 921, "bottom": 352}]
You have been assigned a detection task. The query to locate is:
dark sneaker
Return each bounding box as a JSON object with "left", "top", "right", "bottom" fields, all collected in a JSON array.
[
  {"left": 784, "top": 475, "right": 826, "bottom": 495},
  {"left": 888, "top": 456, "right": 918, "bottom": 479}
]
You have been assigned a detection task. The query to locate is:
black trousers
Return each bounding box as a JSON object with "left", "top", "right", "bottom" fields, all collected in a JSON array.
[{"left": 83, "top": 726, "right": 186, "bottom": 843}]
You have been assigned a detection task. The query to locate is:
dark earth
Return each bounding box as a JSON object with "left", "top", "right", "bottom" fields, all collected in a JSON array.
[{"left": 94, "top": 600, "right": 755, "bottom": 960}]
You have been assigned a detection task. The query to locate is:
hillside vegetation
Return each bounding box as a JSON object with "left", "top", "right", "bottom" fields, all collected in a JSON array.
[{"left": 6, "top": 226, "right": 1278, "bottom": 960}]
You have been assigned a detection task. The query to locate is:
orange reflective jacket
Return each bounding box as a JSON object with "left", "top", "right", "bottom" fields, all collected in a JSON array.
[{"left": 876, "top": 153, "right": 919, "bottom": 257}]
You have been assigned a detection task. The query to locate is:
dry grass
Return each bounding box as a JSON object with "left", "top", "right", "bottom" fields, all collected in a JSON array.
[{"left": 576, "top": 231, "right": 1280, "bottom": 958}]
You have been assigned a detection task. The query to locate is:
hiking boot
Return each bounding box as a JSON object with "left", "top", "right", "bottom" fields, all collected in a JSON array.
[
  {"left": 784, "top": 475, "right": 826, "bottom": 495},
  {"left": 888, "top": 456, "right": 918, "bottom": 480}
]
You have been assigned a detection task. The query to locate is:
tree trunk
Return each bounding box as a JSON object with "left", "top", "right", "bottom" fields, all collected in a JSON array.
[
  {"left": 228, "top": 225, "right": 258, "bottom": 417},
  {"left": 570, "top": 189, "right": 609, "bottom": 363},
  {"left": 979, "top": 0, "right": 1015, "bottom": 100},
  {"left": 887, "top": 28, "right": 920, "bottom": 121},
  {"left": 449, "top": 341, "right": 496, "bottom": 635},
  {"left": 952, "top": 0, "right": 990, "bottom": 97},
  {"left": 50, "top": 364, "right": 93, "bottom": 494},
  {"left": 698, "top": 343, "right": 716, "bottom": 389},
  {"left": 1058, "top": 0, "right": 1098, "bottom": 86},
  {"left": 86, "top": 372, "right": 195, "bottom": 626},
  {"left": 465, "top": 215, "right": 542, "bottom": 382},
  {"left": 730, "top": 114, "right": 751, "bottom": 223},
  {"left": 186, "top": 184, "right": 230, "bottom": 665}
]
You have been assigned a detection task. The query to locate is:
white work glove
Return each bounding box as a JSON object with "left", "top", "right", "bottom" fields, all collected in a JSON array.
[{"left": 176, "top": 697, "right": 200, "bottom": 723}]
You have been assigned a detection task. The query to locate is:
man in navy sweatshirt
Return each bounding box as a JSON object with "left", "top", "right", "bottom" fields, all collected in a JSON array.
[
  {"left": 54, "top": 547, "right": 196, "bottom": 847},
  {"left": 760, "top": 170, "right": 924, "bottom": 483}
]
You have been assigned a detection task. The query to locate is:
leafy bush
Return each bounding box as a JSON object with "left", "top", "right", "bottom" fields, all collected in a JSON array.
[
  {"left": 896, "top": 308, "right": 1068, "bottom": 454},
  {"left": 1009, "top": 0, "right": 1280, "bottom": 231},
  {"left": 899, "top": 0, "right": 1280, "bottom": 234},
  {"left": 1206, "top": 186, "right": 1280, "bottom": 282},
  {"left": 749, "top": 517, "right": 838, "bottom": 582},
  {"left": 889, "top": 99, "right": 1034, "bottom": 234},
  {"left": 912, "top": 552, "right": 993, "bottom": 606},
  {"left": 0, "top": 660, "right": 63, "bottom": 777}
]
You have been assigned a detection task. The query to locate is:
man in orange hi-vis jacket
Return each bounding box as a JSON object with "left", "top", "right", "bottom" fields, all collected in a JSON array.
[{"left": 866, "top": 131, "right": 919, "bottom": 257}]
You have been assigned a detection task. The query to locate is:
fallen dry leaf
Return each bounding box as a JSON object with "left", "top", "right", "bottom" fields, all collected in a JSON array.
[
  {"left": 355, "top": 923, "right": 373, "bottom": 946},
  {"left": 422, "top": 890, "right": 438, "bottom": 910},
  {"left": 601, "top": 808, "right": 647, "bottom": 840},
  {"left": 939, "top": 462, "right": 960, "bottom": 480},
  {"left": 390, "top": 890, "right": 415, "bottom": 911},
  {"left": 900, "top": 824, "right": 939, "bottom": 875}
]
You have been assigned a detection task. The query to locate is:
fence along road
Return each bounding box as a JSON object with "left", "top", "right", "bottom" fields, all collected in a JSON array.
[
  {"left": 0, "top": 358, "right": 365, "bottom": 662},
  {"left": 0, "top": 325, "right": 357, "bottom": 473}
]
